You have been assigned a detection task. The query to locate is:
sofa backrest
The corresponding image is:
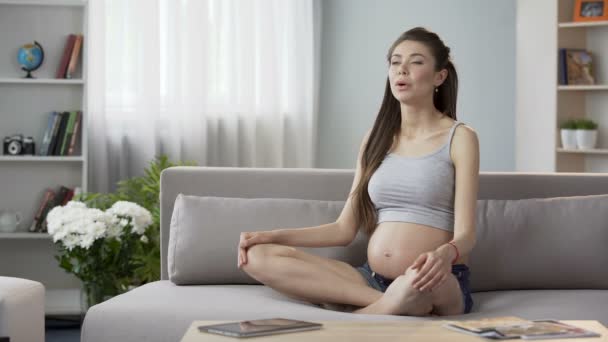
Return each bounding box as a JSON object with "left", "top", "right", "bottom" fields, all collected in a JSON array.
[{"left": 160, "top": 167, "right": 608, "bottom": 291}]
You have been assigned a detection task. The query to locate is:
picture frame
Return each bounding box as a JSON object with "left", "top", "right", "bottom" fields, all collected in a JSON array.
[
  {"left": 573, "top": 0, "right": 608, "bottom": 22},
  {"left": 564, "top": 49, "right": 596, "bottom": 85}
]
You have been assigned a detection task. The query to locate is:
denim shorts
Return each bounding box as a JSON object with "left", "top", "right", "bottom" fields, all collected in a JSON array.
[{"left": 356, "top": 261, "right": 474, "bottom": 314}]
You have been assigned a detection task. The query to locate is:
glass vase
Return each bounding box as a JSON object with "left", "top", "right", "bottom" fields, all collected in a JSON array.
[{"left": 81, "top": 282, "right": 106, "bottom": 312}]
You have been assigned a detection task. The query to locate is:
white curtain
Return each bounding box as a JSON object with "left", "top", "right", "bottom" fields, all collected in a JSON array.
[{"left": 87, "top": 0, "right": 320, "bottom": 193}]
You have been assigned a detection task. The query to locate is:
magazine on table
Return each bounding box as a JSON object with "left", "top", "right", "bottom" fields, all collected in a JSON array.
[{"left": 443, "top": 316, "right": 601, "bottom": 340}]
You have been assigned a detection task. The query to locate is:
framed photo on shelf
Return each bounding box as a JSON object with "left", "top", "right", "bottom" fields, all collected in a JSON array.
[
  {"left": 573, "top": 0, "right": 608, "bottom": 22},
  {"left": 565, "top": 49, "right": 595, "bottom": 85}
]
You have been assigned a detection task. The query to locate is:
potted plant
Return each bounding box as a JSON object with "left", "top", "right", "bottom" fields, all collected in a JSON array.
[
  {"left": 575, "top": 118, "right": 598, "bottom": 150},
  {"left": 45, "top": 154, "right": 196, "bottom": 309},
  {"left": 45, "top": 200, "right": 154, "bottom": 309},
  {"left": 560, "top": 119, "right": 578, "bottom": 149}
]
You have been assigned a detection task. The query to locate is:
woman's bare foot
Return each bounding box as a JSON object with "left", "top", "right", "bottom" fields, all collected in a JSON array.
[{"left": 354, "top": 266, "right": 433, "bottom": 316}]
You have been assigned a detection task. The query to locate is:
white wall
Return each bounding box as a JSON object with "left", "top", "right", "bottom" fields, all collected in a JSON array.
[{"left": 316, "top": 0, "right": 516, "bottom": 171}]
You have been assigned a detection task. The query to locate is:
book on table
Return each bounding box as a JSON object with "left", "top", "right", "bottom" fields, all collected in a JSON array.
[{"left": 443, "top": 316, "right": 601, "bottom": 340}]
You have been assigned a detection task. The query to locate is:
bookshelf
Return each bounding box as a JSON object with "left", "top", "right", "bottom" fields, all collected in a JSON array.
[
  {"left": 0, "top": 0, "right": 87, "bottom": 315},
  {"left": 516, "top": 0, "right": 608, "bottom": 172}
]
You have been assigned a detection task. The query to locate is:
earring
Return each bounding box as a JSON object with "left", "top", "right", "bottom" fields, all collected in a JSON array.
[{"left": 435, "top": 87, "right": 439, "bottom": 93}]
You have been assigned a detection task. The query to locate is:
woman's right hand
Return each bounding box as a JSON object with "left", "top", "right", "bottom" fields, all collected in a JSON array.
[{"left": 238, "top": 231, "right": 274, "bottom": 268}]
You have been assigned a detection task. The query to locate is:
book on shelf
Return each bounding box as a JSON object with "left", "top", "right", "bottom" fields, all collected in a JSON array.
[
  {"left": 59, "top": 111, "right": 77, "bottom": 156},
  {"left": 39, "top": 111, "right": 58, "bottom": 156},
  {"left": 56, "top": 34, "right": 83, "bottom": 79},
  {"left": 56, "top": 34, "right": 76, "bottom": 79},
  {"left": 52, "top": 112, "right": 69, "bottom": 156},
  {"left": 29, "top": 189, "right": 54, "bottom": 232},
  {"left": 443, "top": 316, "right": 601, "bottom": 340},
  {"left": 67, "top": 111, "right": 82, "bottom": 156},
  {"left": 30, "top": 185, "right": 76, "bottom": 233},
  {"left": 45, "top": 111, "right": 63, "bottom": 156},
  {"left": 558, "top": 48, "right": 596, "bottom": 85},
  {"left": 558, "top": 48, "right": 567, "bottom": 85},
  {"left": 66, "top": 35, "right": 83, "bottom": 79}
]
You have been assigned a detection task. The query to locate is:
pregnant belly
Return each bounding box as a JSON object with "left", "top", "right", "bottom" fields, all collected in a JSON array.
[{"left": 367, "top": 222, "right": 455, "bottom": 280}]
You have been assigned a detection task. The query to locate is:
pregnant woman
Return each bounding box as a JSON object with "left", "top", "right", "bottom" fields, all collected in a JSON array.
[{"left": 237, "top": 27, "right": 479, "bottom": 316}]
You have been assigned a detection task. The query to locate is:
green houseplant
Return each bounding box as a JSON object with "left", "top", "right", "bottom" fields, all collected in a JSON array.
[
  {"left": 76, "top": 154, "right": 197, "bottom": 285},
  {"left": 560, "top": 119, "right": 578, "bottom": 149},
  {"left": 50, "top": 154, "right": 196, "bottom": 307},
  {"left": 575, "top": 119, "right": 598, "bottom": 150},
  {"left": 46, "top": 200, "right": 154, "bottom": 308},
  {"left": 575, "top": 118, "right": 598, "bottom": 130}
]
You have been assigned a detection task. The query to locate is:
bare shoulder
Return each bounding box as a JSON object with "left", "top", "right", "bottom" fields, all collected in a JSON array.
[
  {"left": 454, "top": 123, "right": 478, "bottom": 143},
  {"left": 451, "top": 123, "right": 479, "bottom": 165}
]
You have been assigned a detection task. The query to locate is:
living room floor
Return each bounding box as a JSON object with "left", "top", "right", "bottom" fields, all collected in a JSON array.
[{"left": 46, "top": 316, "right": 81, "bottom": 342}]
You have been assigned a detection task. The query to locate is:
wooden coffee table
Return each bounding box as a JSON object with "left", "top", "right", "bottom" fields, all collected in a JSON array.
[{"left": 181, "top": 320, "right": 607, "bottom": 341}]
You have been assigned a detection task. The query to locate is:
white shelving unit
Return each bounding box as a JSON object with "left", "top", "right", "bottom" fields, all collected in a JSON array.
[
  {"left": 516, "top": 0, "right": 608, "bottom": 172},
  {"left": 558, "top": 85, "right": 608, "bottom": 91},
  {"left": 0, "top": 77, "right": 85, "bottom": 84},
  {"left": 0, "top": 155, "right": 84, "bottom": 161},
  {"left": 0, "top": 0, "right": 88, "bottom": 315},
  {"left": 557, "top": 148, "right": 608, "bottom": 154},
  {"left": 558, "top": 20, "right": 608, "bottom": 28},
  {"left": 0, "top": 232, "right": 52, "bottom": 239}
]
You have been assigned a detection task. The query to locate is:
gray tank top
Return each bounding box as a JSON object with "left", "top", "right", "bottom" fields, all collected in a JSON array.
[{"left": 367, "top": 121, "right": 463, "bottom": 232}]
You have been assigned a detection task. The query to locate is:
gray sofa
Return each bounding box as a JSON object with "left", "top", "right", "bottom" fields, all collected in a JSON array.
[{"left": 81, "top": 167, "right": 608, "bottom": 342}]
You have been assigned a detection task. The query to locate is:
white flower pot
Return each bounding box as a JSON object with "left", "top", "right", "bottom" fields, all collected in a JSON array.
[
  {"left": 576, "top": 129, "right": 598, "bottom": 150},
  {"left": 560, "top": 129, "right": 578, "bottom": 149}
]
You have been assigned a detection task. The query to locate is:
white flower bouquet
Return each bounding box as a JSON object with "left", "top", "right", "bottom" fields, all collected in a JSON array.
[{"left": 46, "top": 200, "right": 153, "bottom": 307}]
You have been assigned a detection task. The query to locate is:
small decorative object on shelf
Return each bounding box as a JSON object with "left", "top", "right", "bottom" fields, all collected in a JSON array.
[
  {"left": 559, "top": 49, "right": 595, "bottom": 85},
  {"left": 575, "top": 118, "right": 599, "bottom": 149},
  {"left": 17, "top": 41, "right": 44, "bottom": 79},
  {"left": 2, "top": 134, "right": 35, "bottom": 156},
  {"left": 0, "top": 209, "right": 22, "bottom": 233},
  {"left": 573, "top": 0, "right": 608, "bottom": 22},
  {"left": 560, "top": 119, "right": 579, "bottom": 149}
]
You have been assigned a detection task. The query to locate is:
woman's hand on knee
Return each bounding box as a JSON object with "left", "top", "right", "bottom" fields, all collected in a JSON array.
[{"left": 238, "top": 231, "right": 274, "bottom": 268}]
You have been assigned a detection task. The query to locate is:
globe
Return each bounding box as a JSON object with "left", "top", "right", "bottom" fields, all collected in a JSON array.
[{"left": 17, "top": 41, "right": 44, "bottom": 78}]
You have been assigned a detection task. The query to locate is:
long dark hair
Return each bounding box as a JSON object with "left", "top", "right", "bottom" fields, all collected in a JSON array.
[{"left": 352, "top": 27, "right": 459, "bottom": 236}]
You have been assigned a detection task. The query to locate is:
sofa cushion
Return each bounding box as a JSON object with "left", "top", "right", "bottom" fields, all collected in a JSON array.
[
  {"left": 81, "top": 280, "right": 608, "bottom": 342},
  {"left": 470, "top": 194, "right": 608, "bottom": 292},
  {"left": 168, "top": 195, "right": 368, "bottom": 285},
  {"left": 81, "top": 281, "right": 431, "bottom": 342},
  {"left": 464, "top": 289, "right": 608, "bottom": 323}
]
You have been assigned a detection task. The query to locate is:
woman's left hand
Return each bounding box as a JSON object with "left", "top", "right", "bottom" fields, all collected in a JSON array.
[{"left": 409, "top": 249, "right": 452, "bottom": 292}]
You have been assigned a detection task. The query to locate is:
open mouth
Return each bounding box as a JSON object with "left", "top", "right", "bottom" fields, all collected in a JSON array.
[{"left": 395, "top": 80, "right": 409, "bottom": 90}]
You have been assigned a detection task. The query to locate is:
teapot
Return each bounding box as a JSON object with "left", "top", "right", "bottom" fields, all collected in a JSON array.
[{"left": 0, "top": 210, "right": 22, "bottom": 233}]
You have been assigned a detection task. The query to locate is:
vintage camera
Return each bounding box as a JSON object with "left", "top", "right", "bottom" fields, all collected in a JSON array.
[{"left": 3, "top": 134, "right": 35, "bottom": 155}]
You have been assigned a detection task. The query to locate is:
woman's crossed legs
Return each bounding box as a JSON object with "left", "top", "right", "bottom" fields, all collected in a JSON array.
[{"left": 241, "top": 243, "right": 465, "bottom": 316}]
